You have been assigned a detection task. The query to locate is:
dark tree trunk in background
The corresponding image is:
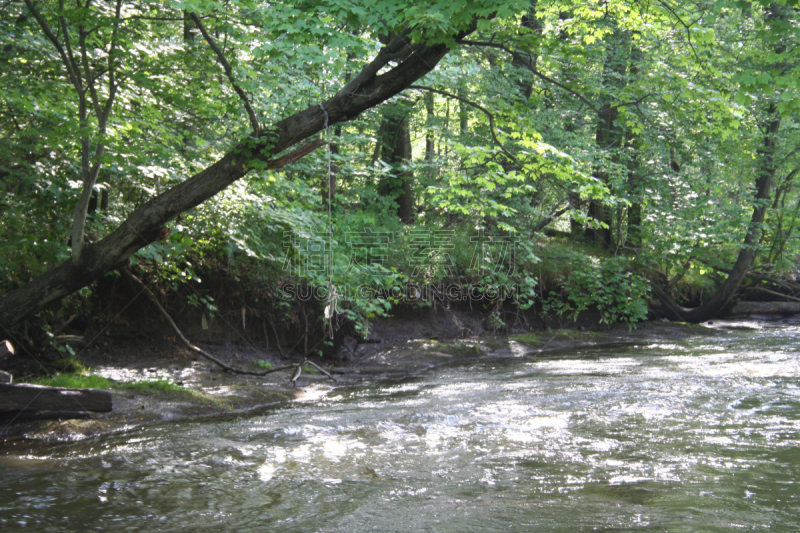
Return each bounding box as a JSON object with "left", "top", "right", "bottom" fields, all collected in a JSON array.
[
  {"left": 458, "top": 84, "right": 469, "bottom": 136},
  {"left": 624, "top": 43, "right": 644, "bottom": 248},
  {"left": 424, "top": 91, "right": 435, "bottom": 161},
  {"left": 587, "top": 27, "right": 629, "bottom": 249},
  {"left": 378, "top": 101, "right": 415, "bottom": 224},
  {"left": 512, "top": 1, "right": 542, "bottom": 100}
]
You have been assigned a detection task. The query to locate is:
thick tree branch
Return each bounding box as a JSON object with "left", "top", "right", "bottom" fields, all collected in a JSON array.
[
  {"left": 267, "top": 139, "right": 325, "bottom": 168},
  {"left": 335, "top": 29, "right": 417, "bottom": 98}
]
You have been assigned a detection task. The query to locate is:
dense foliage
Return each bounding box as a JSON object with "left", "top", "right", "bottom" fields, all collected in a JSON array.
[{"left": 1, "top": 0, "right": 799, "bottom": 347}]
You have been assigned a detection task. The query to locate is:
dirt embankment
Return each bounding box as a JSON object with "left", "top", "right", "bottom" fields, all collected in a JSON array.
[{"left": 0, "top": 307, "right": 723, "bottom": 446}]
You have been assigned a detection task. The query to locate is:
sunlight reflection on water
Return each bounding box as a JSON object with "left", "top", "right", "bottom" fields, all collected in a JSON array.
[{"left": 2, "top": 325, "right": 800, "bottom": 531}]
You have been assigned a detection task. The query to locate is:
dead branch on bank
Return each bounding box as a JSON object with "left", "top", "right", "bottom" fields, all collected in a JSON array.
[
  {"left": 121, "top": 268, "right": 334, "bottom": 382},
  {"left": 743, "top": 286, "right": 800, "bottom": 303}
]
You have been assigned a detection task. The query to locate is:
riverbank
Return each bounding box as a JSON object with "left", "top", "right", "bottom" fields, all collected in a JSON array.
[{"left": 0, "top": 314, "right": 749, "bottom": 446}]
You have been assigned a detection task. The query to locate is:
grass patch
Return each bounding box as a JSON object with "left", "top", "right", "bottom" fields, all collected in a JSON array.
[
  {"left": 121, "top": 379, "right": 185, "bottom": 393},
  {"left": 31, "top": 374, "right": 115, "bottom": 389},
  {"left": 28, "top": 374, "right": 185, "bottom": 394},
  {"left": 255, "top": 360, "right": 273, "bottom": 370},
  {"left": 510, "top": 333, "right": 542, "bottom": 344}
]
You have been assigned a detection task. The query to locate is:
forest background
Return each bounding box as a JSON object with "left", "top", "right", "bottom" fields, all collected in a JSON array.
[{"left": 1, "top": 0, "right": 799, "bottom": 362}]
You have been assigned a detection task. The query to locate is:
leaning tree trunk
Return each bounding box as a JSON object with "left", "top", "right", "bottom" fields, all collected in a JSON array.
[
  {"left": 656, "top": 106, "right": 781, "bottom": 323},
  {"left": 654, "top": 4, "right": 788, "bottom": 323},
  {"left": 0, "top": 24, "right": 481, "bottom": 328}
]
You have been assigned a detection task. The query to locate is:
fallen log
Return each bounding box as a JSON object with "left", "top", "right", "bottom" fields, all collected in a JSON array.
[
  {"left": 0, "top": 383, "right": 112, "bottom": 413},
  {"left": 729, "top": 301, "right": 800, "bottom": 316}
]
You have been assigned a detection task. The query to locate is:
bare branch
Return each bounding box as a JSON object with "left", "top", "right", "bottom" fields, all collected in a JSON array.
[
  {"left": 461, "top": 39, "right": 602, "bottom": 115},
  {"left": 188, "top": 12, "right": 260, "bottom": 135},
  {"left": 409, "top": 85, "right": 522, "bottom": 166},
  {"left": 746, "top": 286, "right": 800, "bottom": 303}
]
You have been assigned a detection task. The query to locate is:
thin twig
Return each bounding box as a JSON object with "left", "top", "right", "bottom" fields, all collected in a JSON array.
[{"left": 654, "top": 0, "right": 706, "bottom": 69}]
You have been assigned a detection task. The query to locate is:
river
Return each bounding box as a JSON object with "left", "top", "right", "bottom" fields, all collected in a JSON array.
[{"left": 2, "top": 321, "right": 799, "bottom": 531}]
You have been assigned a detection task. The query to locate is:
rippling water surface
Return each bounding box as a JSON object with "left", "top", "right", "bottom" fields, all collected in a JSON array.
[{"left": 2, "top": 323, "right": 800, "bottom": 531}]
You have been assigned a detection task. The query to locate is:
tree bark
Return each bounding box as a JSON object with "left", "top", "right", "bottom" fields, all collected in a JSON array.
[
  {"left": 0, "top": 26, "right": 479, "bottom": 328},
  {"left": 424, "top": 91, "right": 435, "bottom": 161},
  {"left": 729, "top": 301, "right": 800, "bottom": 316},
  {"left": 511, "top": 1, "right": 542, "bottom": 100}
]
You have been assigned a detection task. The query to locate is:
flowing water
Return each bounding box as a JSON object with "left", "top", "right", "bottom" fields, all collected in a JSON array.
[{"left": 2, "top": 322, "right": 800, "bottom": 532}]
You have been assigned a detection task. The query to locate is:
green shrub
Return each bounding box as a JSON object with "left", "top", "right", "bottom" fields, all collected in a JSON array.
[{"left": 543, "top": 252, "right": 649, "bottom": 326}]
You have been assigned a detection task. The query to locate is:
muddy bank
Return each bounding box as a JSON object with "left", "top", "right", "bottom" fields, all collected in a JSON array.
[{"left": 0, "top": 315, "right": 733, "bottom": 446}]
